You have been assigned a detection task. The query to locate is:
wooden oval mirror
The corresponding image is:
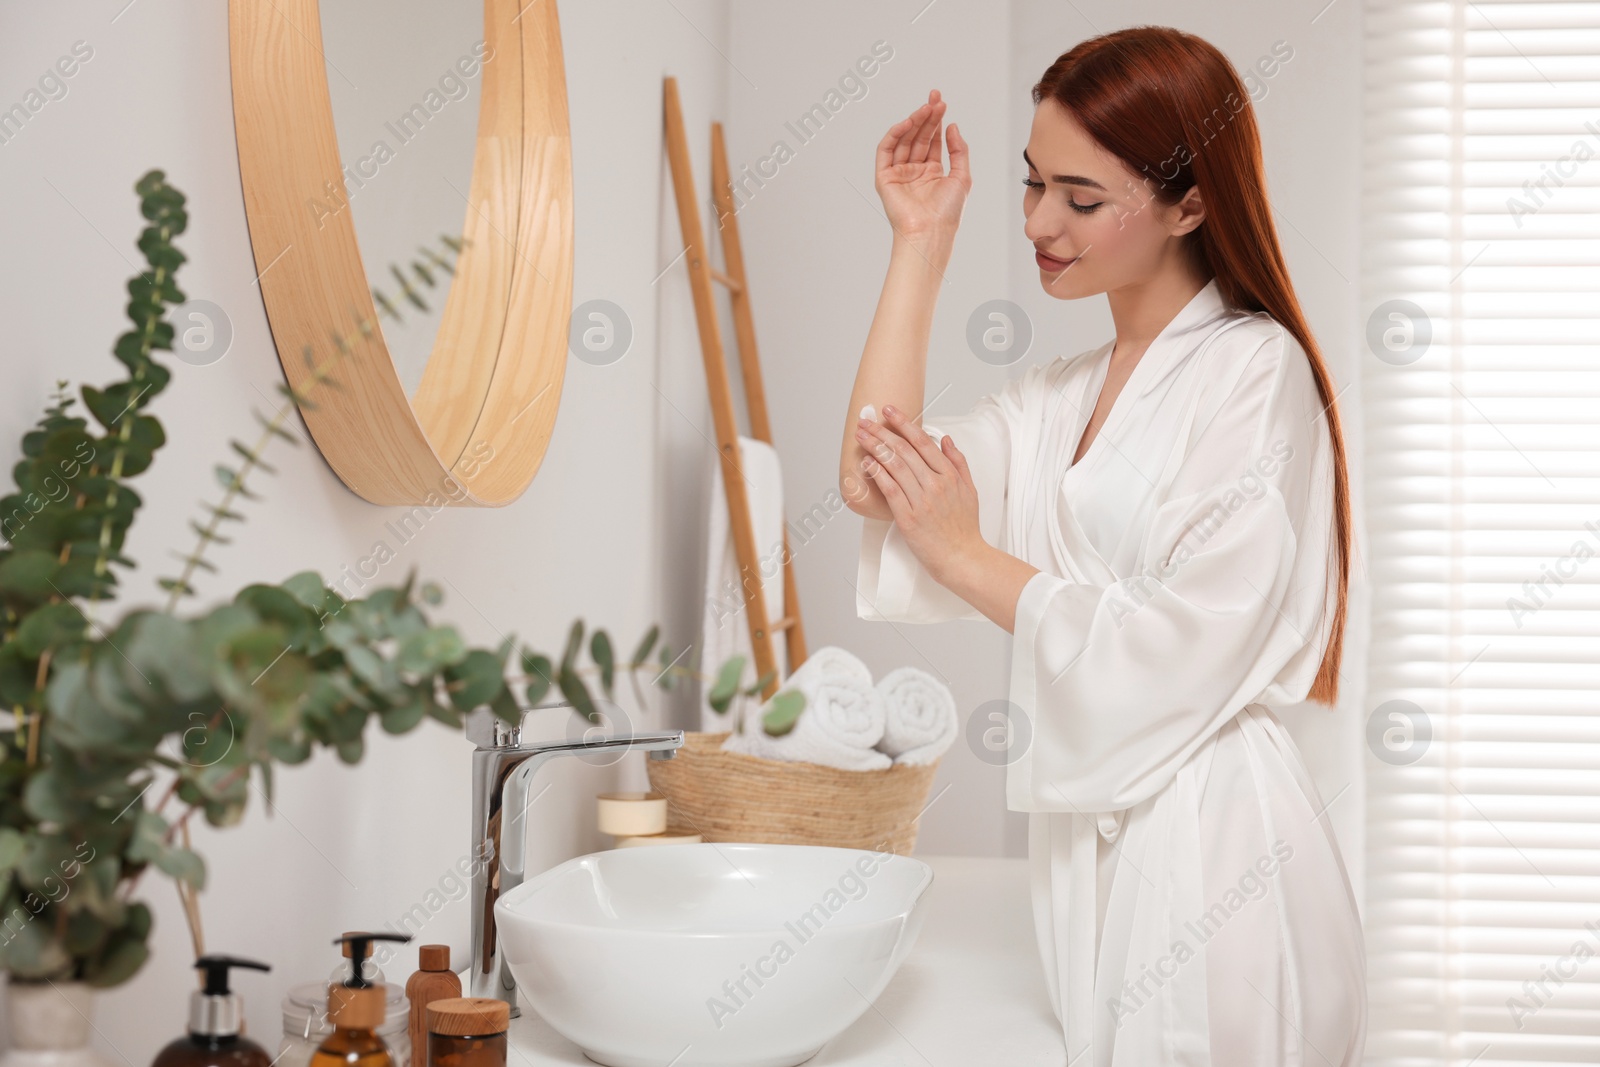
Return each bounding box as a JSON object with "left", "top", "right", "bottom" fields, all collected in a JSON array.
[{"left": 228, "top": 0, "right": 572, "bottom": 506}]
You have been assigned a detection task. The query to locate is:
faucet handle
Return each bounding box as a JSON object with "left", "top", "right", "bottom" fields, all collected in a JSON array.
[{"left": 464, "top": 703, "right": 570, "bottom": 749}]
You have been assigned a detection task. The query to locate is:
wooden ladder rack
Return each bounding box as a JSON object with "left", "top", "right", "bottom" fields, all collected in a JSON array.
[{"left": 662, "top": 75, "right": 807, "bottom": 700}]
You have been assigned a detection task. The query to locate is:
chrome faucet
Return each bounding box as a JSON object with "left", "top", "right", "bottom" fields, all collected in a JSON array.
[{"left": 465, "top": 705, "right": 684, "bottom": 1016}]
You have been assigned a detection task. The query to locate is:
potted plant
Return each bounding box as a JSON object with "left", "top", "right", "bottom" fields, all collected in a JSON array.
[{"left": 0, "top": 171, "right": 792, "bottom": 1055}]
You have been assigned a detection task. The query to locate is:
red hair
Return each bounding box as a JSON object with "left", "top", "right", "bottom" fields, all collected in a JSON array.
[{"left": 1033, "top": 26, "right": 1351, "bottom": 707}]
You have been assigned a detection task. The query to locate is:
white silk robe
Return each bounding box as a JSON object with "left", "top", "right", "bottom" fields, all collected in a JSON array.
[{"left": 856, "top": 279, "right": 1366, "bottom": 1065}]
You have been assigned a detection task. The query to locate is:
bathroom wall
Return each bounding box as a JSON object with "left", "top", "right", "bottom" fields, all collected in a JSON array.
[
  {"left": 728, "top": 0, "right": 1368, "bottom": 884},
  {"left": 0, "top": 0, "right": 1364, "bottom": 1058},
  {"left": 0, "top": 0, "right": 734, "bottom": 1057}
]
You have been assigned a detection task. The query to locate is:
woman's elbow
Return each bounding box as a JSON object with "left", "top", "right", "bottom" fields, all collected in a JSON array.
[
  {"left": 840, "top": 477, "right": 891, "bottom": 521},
  {"left": 839, "top": 442, "right": 892, "bottom": 519}
]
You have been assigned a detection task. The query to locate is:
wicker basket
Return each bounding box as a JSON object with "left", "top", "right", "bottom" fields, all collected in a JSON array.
[{"left": 643, "top": 730, "right": 940, "bottom": 855}]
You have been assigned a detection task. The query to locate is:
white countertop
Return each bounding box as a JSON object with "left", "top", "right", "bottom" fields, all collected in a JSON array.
[{"left": 506, "top": 854, "right": 1071, "bottom": 1066}]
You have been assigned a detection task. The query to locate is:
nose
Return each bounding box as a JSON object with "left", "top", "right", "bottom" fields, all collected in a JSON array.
[{"left": 1022, "top": 192, "right": 1065, "bottom": 248}]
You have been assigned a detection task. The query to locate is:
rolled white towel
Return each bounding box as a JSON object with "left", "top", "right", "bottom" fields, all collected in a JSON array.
[
  {"left": 720, "top": 646, "right": 890, "bottom": 771},
  {"left": 874, "top": 666, "right": 958, "bottom": 766}
]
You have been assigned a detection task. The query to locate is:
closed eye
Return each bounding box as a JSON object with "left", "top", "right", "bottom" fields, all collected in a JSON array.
[{"left": 1021, "top": 177, "right": 1101, "bottom": 214}]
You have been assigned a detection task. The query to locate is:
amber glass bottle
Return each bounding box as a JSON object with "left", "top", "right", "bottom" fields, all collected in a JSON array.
[{"left": 151, "top": 956, "right": 273, "bottom": 1067}]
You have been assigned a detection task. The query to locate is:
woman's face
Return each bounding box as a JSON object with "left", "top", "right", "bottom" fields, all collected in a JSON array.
[{"left": 1022, "top": 98, "right": 1203, "bottom": 299}]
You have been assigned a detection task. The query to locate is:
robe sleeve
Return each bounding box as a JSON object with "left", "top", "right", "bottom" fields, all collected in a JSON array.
[
  {"left": 855, "top": 364, "right": 1039, "bottom": 624},
  {"left": 1007, "top": 325, "right": 1338, "bottom": 815}
]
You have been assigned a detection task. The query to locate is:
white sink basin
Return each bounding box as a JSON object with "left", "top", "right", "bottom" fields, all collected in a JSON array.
[{"left": 494, "top": 841, "right": 935, "bottom": 1067}]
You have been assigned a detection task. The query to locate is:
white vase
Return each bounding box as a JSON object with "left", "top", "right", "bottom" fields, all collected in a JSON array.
[{"left": 0, "top": 979, "right": 115, "bottom": 1067}]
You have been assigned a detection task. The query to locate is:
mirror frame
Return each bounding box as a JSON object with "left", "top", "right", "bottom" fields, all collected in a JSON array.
[{"left": 228, "top": 0, "right": 572, "bottom": 506}]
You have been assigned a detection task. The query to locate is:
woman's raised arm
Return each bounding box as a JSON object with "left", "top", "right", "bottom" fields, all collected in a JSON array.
[{"left": 840, "top": 89, "right": 971, "bottom": 520}]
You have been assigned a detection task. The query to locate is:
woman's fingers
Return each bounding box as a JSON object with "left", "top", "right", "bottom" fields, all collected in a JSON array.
[
  {"left": 893, "top": 91, "right": 940, "bottom": 167},
  {"left": 911, "top": 97, "right": 945, "bottom": 165},
  {"left": 857, "top": 420, "right": 930, "bottom": 503},
  {"left": 942, "top": 436, "right": 977, "bottom": 498},
  {"left": 880, "top": 405, "right": 952, "bottom": 477},
  {"left": 946, "top": 122, "right": 970, "bottom": 186},
  {"left": 891, "top": 102, "right": 929, "bottom": 167},
  {"left": 875, "top": 117, "right": 911, "bottom": 177}
]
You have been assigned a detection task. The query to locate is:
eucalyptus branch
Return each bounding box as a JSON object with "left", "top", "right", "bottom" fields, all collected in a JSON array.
[
  {"left": 370, "top": 234, "right": 468, "bottom": 324},
  {"left": 159, "top": 322, "right": 368, "bottom": 612},
  {"left": 83, "top": 173, "right": 188, "bottom": 628}
]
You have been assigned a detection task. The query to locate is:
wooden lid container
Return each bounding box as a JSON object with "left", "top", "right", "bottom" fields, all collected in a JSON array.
[
  {"left": 418, "top": 944, "right": 451, "bottom": 971},
  {"left": 426, "top": 997, "right": 510, "bottom": 1036}
]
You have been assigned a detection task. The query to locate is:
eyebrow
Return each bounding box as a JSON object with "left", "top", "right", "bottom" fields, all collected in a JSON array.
[{"left": 1022, "top": 148, "right": 1107, "bottom": 191}]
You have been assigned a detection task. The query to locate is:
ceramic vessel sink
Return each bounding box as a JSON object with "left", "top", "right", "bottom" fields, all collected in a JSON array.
[{"left": 494, "top": 841, "right": 935, "bottom": 1067}]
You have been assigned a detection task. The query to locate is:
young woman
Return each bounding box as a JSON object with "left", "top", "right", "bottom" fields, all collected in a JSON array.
[{"left": 840, "top": 26, "right": 1365, "bottom": 1066}]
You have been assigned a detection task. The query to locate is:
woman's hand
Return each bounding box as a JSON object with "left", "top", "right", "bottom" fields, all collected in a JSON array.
[
  {"left": 875, "top": 89, "right": 971, "bottom": 246},
  {"left": 855, "top": 404, "right": 984, "bottom": 585}
]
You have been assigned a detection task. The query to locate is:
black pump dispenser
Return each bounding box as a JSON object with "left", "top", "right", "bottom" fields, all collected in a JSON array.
[
  {"left": 333, "top": 932, "right": 411, "bottom": 989},
  {"left": 190, "top": 955, "right": 270, "bottom": 1037}
]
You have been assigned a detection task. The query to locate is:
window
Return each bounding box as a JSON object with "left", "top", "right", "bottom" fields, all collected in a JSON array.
[{"left": 1362, "top": 1, "right": 1600, "bottom": 1063}]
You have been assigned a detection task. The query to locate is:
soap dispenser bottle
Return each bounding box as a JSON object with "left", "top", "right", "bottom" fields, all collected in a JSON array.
[
  {"left": 151, "top": 955, "right": 273, "bottom": 1067},
  {"left": 312, "top": 933, "right": 412, "bottom": 1067}
]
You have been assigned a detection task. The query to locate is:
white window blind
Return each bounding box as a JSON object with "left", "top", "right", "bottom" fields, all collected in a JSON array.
[{"left": 1363, "top": 0, "right": 1600, "bottom": 1064}]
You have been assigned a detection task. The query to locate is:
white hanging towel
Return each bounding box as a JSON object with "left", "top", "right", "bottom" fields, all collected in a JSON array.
[
  {"left": 720, "top": 645, "right": 890, "bottom": 770},
  {"left": 700, "top": 435, "right": 788, "bottom": 730}
]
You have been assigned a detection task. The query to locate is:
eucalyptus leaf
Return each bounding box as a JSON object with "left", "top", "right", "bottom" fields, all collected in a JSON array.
[
  {"left": 657, "top": 643, "right": 677, "bottom": 690},
  {"left": 707, "top": 655, "right": 746, "bottom": 714},
  {"left": 64, "top": 908, "right": 112, "bottom": 958},
  {"left": 379, "top": 695, "right": 427, "bottom": 735},
  {"left": 557, "top": 662, "right": 598, "bottom": 723},
  {"left": 397, "top": 626, "right": 467, "bottom": 673},
  {"left": 0, "top": 906, "right": 72, "bottom": 979},
  {"left": 521, "top": 651, "right": 553, "bottom": 707},
  {"left": 629, "top": 624, "right": 659, "bottom": 668},
  {"left": 590, "top": 629, "right": 615, "bottom": 696},
  {"left": 280, "top": 570, "right": 329, "bottom": 612},
  {"left": 84, "top": 933, "right": 150, "bottom": 988},
  {"left": 0, "top": 549, "right": 60, "bottom": 602},
  {"left": 560, "top": 619, "right": 584, "bottom": 676},
  {"left": 15, "top": 601, "right": 87, "bottom": 658},
  {"left": 124, "top": 611, "right": 213, "bottom": 704},
  {"left": 22, "top": 770, "right": 77, "bottom": 826},
  {"left": 425, "top": 699, "right": 463, "bottom": 730},
  {"left": 444, "top": 649, "right": 504, "bottom": 712},
  {"left": 153, "top": 845, "right": 205, "bottom": 890},
  {"left": 761, "top": 689, "right": 806, "bottom": 737},
  {"left": 489, "top": 684, "right": 521, "bottom": 726},
  {"left": 0, "top": 829, "right": 26, "bottom": 877}
]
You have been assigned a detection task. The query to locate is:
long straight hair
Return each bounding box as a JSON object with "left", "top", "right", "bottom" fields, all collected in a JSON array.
[{"left": 1033, "top": 26, "right": 1351, "bottom": 707}]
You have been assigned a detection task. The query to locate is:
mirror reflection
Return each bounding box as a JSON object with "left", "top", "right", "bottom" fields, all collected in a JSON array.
[{"left": 322, "top": 0, "right": 490, "bottom": 396}]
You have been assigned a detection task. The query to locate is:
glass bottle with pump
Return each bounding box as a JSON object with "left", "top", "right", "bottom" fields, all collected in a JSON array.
[
  {"left": 310, "top": 932, "right": 412, "bottom": 1067},
  {"left": 151, "top": 955, "right": 273, "bottom": 1067}
]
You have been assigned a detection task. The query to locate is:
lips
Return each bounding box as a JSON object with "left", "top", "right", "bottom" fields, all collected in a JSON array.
[{"left": 1035, "top": 249, "right": 1076, "bottom": 271}]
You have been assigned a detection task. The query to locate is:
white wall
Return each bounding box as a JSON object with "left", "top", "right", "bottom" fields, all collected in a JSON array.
[{"left": 0, "top": 0, "right": 1364, "bottom": 1059}]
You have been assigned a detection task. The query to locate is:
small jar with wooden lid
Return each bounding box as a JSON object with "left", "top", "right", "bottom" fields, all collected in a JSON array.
[{"left": 425, "top": 998, "right": 508, "bottom": 1067}]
